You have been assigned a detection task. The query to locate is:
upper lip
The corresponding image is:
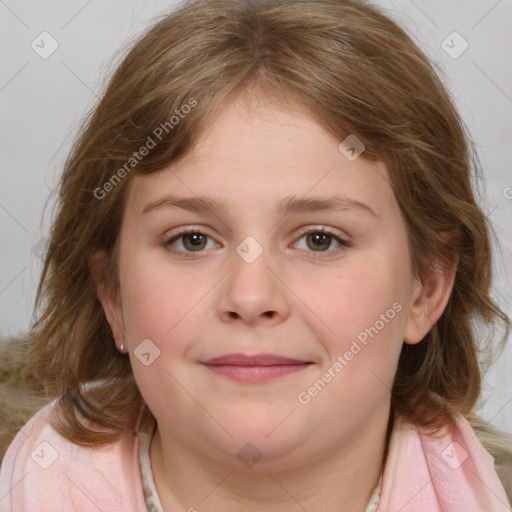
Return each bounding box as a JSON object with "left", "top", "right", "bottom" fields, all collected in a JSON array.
[{"left": 201, "top": 353, "right": 312, "bottom": 365}]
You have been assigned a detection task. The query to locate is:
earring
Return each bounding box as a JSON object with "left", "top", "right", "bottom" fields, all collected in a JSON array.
[{"left": 119, "top": 342, "right": 125, "bottom": 353}]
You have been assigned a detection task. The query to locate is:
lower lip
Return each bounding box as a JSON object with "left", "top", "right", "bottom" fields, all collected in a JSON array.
[{"left": 202, "top": 363, "right": 312, "bottom": 383}]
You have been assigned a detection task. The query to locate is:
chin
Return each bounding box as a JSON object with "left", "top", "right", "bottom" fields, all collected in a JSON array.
[{"left": 209, "top": 418, "right": 308, "bottom": 466}]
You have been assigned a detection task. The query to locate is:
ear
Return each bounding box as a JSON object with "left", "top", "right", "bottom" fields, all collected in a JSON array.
[
  {"left": 89, "top": 249, "right": 125, "bottom": 348},
  {"left": 403, "top": 247, "right": 458, "bottom": 345}
]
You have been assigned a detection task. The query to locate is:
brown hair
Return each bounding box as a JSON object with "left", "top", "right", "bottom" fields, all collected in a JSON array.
[{"left": 12, "top": 0, "right": 511, "bottom": 449}]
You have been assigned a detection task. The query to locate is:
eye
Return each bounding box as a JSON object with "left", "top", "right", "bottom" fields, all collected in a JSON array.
[
  {"left": 293, "top": 227, "right": 350, "bottom": 256},
  {"left": 163, "top": 226, "right": 350, "bottom": 258},
  {"left": 164, "top": 228, "right": 217, "bottom": 256}
]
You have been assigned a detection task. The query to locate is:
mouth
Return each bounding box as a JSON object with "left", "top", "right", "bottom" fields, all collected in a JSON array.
[{"left": 200, "top": 353, "right": 314, "bottom": 383}]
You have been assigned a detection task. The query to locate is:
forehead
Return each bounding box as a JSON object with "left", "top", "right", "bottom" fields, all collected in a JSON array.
[{"left": 124, "top": 96, "right": 396, "bottom": 221}]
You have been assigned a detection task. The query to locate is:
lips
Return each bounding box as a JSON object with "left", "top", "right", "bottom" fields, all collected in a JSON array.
[
  {"left": 202, "top": 353, "right": 311, "bottom": 366},
  {"left": 201, "top": 353, "right": 313, "bottom": 383}
]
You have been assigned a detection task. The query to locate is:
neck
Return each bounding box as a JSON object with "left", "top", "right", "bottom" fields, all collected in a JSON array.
[{"left": 150, "top": 408, "right": 393, "bottom": 512}]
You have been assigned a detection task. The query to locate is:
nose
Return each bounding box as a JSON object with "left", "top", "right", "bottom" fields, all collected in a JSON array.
[{"left": 217, "top": 242, "right": 291, "bottom": 327}]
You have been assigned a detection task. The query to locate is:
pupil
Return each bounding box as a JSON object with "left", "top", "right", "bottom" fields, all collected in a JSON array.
[
  {"left": 309, "top": 233, "right": 330, "bottom": 251},
  {"left": 185, "top": 233, "right": 205, "bottom": 250}
]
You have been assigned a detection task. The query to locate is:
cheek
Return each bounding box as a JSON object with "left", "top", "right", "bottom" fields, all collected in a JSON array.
[
  {"left": 119, "top": 253, "right": 196, "bottom": 350},
  {"left": 119, "top": 257, "right": 206, "bottom": 422},
  {"left": 297, "top": 273, "right": 404, "bottom": 422},
  {"left": 305, "top": 263, "right": 405, "bottom": 348},
  {"left": 294, "top": 256, "right": 408, "bottom": 409}
]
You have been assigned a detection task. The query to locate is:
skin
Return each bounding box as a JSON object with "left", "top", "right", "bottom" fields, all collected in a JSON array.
[{"left": 91, "top": 92, "right": 456, "bottom": 511}]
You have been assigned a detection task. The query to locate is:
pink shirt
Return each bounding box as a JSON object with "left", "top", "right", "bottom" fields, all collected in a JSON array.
[
  {"left": 0, "top": 399, "right": 509, "bottom": 511},
  {"left": 0, "top": 400, "right": 148, "bottom": 510}
]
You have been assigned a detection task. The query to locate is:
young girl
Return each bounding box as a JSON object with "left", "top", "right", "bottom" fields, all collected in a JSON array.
[{"left": 1, "top": 0, "right": 511, "bottom": 510}]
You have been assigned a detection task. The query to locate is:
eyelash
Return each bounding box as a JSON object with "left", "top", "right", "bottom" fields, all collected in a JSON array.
[{"left": 163, "top": 226, "right": 350, "bottom": 259}]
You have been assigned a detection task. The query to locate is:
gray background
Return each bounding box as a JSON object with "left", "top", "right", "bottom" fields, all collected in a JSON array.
[{"left": 1, "top": 0, "right": 511, "bottom": 432}]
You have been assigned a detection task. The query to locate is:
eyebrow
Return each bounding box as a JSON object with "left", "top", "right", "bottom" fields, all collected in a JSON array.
[{"left": 141, "top": 193, "right": 377, "bottom": 218}]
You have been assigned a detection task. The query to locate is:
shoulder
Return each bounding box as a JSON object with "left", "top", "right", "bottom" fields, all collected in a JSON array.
[
  {"left": 382, "top": 412, "right": 511, "bottom": 509},
  {"left": 469, "top": 416, "right": 512, "bottom": 505},
  {"left": 0, "top": 400, "right": 147, "bottom": 511}
]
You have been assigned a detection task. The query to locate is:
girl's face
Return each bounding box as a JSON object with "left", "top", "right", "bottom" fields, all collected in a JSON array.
[{"left": 97, "top": 94, "right": 449, "bottom": 469}]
